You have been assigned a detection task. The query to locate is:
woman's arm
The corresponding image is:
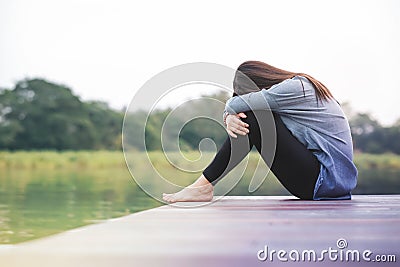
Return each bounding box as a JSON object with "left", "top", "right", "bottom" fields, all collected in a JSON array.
[
  {"left": 224, "top": 89, "right": 276, "bottom": 115},
  {"left": 224, "top": 76, "right": 313, "bottom": 115}
]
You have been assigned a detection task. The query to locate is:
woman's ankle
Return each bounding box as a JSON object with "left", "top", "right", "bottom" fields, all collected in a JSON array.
[{"left": 191, "top": 175, "right": 213, "bottom": 188}]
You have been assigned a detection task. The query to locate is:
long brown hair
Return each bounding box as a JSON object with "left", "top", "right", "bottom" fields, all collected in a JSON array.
[{"left": 233, "top": 60, "right": 333, "bottom": 101}]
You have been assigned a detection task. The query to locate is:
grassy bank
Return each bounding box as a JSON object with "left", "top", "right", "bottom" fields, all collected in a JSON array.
[
  {"left": 1, "top": 150, "right": 400, "bottom": 194},
  {"left": 0, "top": 150, "right": 126, "bottom": 170}
]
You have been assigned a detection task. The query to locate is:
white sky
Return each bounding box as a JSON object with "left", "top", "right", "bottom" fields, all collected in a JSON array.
[{"left": 0, "top": 0, "right": 399, "bottom": 125}]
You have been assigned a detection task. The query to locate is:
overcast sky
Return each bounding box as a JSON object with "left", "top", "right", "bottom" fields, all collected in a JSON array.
[{"left": 1, "top": 0, "right": 399, "bottom": 125}]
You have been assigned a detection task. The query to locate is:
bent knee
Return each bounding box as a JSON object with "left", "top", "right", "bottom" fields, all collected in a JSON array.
[{"left": 242, "top": 110, "right": 276, "bottom": 127}]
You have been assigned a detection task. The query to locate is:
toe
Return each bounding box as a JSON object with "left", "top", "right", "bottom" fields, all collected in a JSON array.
[
  {"left": 168, "top": 195, "right": 176, "bottom": 203},
  {"left": 163, "top": 194, "right": 173, "bottom": 202}
]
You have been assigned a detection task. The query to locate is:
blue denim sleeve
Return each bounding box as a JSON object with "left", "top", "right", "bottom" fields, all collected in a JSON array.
[
  {"left": 224, "top": 76, "right": 314, "bottom": 115},
  {"left": 224, "top": 89, "right": 278, "bottom": 115}
]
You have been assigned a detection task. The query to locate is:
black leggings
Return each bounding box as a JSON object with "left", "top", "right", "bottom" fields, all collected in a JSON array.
[{"left": 203, "top": 110, "right": 320, "bottom": 200}]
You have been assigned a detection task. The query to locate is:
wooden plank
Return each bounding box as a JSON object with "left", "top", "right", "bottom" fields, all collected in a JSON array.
[{"left": 0, "top": 195, "right": 399, "bottom": 266}]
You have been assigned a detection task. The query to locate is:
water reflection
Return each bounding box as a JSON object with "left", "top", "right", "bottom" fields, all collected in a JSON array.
[
  {"left": 0, "top": 169, "right": 161, "bottom": 244},
  {"left": 1, "top": 152, "right": 399, "bottom": 244},
  {"left": 0, "top": 159, "right": 289, "bottom": 244}
]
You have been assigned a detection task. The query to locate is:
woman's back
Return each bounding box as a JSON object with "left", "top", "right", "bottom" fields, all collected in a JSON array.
[{"left": 225, "top": 75, "right": 358, "bottom": 199}]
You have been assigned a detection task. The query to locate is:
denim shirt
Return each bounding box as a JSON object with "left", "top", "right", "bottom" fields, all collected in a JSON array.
[{"left": 224, "top": 76, "right": 358, "bottom": 200}]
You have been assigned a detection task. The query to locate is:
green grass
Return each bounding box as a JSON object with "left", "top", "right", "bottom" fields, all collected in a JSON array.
[
  {"left": 352, "top": 152, "right": 400, "bottom": 194},
  {"left": 1, "top": 150, "right": 400, "bottom": 194},
  {"left": 0, "top": 150, "right": 126, "bottom": 170}
]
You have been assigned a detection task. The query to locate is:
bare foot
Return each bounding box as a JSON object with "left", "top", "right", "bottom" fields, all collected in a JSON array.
[{"left": 162, "top": 175, "right": 214, "bottom": 203}]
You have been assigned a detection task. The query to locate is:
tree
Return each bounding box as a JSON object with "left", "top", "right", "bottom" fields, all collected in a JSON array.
[
  {"left": 0, "top": 79, "right": 122, "bottom": 150},
  {"left": 349, "top": 112, "right": 400, "bottom": 154}
]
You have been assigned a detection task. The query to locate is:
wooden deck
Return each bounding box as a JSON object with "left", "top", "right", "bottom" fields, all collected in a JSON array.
[{"left": 0, "top": 195, "right": 399, "bottom": 266}]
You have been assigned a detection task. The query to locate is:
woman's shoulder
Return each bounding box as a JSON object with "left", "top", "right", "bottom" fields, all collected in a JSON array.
[
  {"left": 291, "top": 75, "right": 315, "bottom": 88},
  {"left": 267, "top": 75, "right": 311, "bottom": 94}
]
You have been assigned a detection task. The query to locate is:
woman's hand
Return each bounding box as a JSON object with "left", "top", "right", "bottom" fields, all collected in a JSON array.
[{"left": 226, "top": 112, "right": 249, "bottom": 138}]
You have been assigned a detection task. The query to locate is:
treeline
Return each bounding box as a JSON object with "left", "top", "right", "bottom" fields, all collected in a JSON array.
[
  {"left": 123, "top": 93, "right": 228, "bottom": 152},
  {"left": 1, "top": 78, "right": 400, "bottom": 154},
  {"left": 0, "top": 79, "right": 122, "bottom": 150},
  {"left": 349, "top": 112, "right": 400, "bottom": 154}
]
